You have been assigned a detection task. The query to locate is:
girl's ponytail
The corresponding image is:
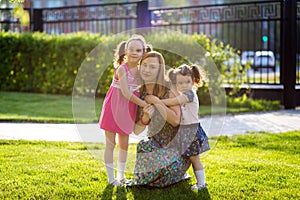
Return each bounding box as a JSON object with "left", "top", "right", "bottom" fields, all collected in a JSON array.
[
  {"left": 167, "top": 68, "right": 177, "bottom": 85},
  {"left": 113, "top": 41, "right": 126, "bottom": 68},
  {"left": 145, "top": 44, "right": 153, "bottom": 53},
  {"left": 190, "top": 64, "right": 204, "bottom": 87}
]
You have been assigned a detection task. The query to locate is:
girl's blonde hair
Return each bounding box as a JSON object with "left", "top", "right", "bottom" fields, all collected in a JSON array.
[
  {"left": 140, "top": 51, "right": 169, "bottom": 99},
  {"left": 167, "top": 64, "right": 205, "bottom": 89},
  {"left": 113, "top": 34, "right": 152, "bottom": 68}
]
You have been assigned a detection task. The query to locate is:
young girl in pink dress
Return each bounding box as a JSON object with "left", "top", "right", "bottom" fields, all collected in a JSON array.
[{"left": 99, "top": 35, "right": 150, "bottom": 186}]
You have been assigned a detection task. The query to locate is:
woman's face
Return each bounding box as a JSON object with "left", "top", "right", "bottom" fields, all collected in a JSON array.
[
  {"left": 176, "top": 74, "right": 193, "bottom": 92},
  {"left": 126, "top": 40, "right": 144, "bottom": 64},
  {"left": 140, "top": 57, "right": 160, "bottom": 83}
]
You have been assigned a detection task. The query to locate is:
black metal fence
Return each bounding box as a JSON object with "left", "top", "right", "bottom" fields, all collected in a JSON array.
[
  {"left": 0, "top": 1, "right": 150, "bottom": 34},
  {"left": 0, "top": 0, "right": 299, "bottom": 108},
  {"left": 152, "top": 1, "right": 283, "bottom": 84}
]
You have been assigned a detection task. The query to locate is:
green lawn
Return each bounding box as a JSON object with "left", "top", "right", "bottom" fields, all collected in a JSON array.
[
  {"left": 0, "top": 131, "right": 299, "bottom": 199},
  {"left": 0, "top": 91, "right": 104, "bottom": 123},
  {"left": 0, "top": 91, "right": 280, "bottom": 123}
]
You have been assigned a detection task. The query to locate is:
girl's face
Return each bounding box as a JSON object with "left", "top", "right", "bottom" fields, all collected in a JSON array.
[
  {"left": 176, "top": 74, "right": 193, "bottom": 92},
  {"left": 125, "top": 40, "right": 144, "bottom": 64},
  {"left": 139, "top": 57, "right": 160, "bottom": 83}
]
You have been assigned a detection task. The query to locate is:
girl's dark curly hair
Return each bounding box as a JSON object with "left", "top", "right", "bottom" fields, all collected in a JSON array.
[{"left": 167, "top": 64, "right": 204, "bottom": 88}]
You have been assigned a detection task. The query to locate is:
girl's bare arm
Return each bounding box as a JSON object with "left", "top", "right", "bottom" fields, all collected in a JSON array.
[
  {"left": 145, "top": 93, "right": 181, "bottom": 127},
  {"left": 161, "top": 94, "right": 188, "bottom": 106},
  {"left": 117, "top": 66, "right": 147, "bottom": 108}
]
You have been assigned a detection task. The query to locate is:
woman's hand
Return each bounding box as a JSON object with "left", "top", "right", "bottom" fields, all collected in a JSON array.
[
  {"left": 134, "top": 104, "right": 155, "bottom": 135},
  {"left": 143, "top": 104, "right": 155, "bottom": 119}
]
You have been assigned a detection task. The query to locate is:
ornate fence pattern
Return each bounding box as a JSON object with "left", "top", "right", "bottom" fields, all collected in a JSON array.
[
  {"left": 40, "top": 3, "right": 138, "bottom": 34},
  {"left": 0, "top": 1, "right": 149, "bottom": 34},
  {"left": 151, "top": 1, "right": 283, "bottom": 84}
]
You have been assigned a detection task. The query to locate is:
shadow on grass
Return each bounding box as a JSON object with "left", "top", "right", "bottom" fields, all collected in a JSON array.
[
  {"left": 116, "top": 186, "right": 127, "bottom": 200},
  {"left": 128, "top": 180, "right": 212, "bottom": 200},
  {"left": 101, "top": 184, "right": 128, "bottom": 200},
  {"left": 101, "top": 185, "right": 114, "bottom": 200}
]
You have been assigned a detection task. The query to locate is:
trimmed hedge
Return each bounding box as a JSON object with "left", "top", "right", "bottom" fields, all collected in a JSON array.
[
  {"left": 0, "top": 32, "right": 103, "bottom": 94},
  {"left": 0, "top": 31, "right": 245, "bottom": 104}
]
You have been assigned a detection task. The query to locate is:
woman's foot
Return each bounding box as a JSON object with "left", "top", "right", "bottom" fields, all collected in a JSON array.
[{"left": 191, "top": 183, "right": 207, "bottom": 191}]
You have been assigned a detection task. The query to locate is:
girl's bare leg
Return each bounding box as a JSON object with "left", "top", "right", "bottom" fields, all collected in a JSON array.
[
  {"left": 117, "top": 134, "right": 129, "bottom": 181},
  {"left": 104, "top": 131, "right": 116, "bottom": 184},
  {"left": 190, "top": 155, "right": 206, "bottom": 188},
  {"left": 190, "top": 155, "right": 203, "bottom": 171}
]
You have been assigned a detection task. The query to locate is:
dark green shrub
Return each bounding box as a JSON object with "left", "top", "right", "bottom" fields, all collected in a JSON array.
[
  {"left": 0, "top": 31, "right": 102, "bottom": 94},
  {"left": 0, "top": 31, "right": 247, "bottom": 105}
]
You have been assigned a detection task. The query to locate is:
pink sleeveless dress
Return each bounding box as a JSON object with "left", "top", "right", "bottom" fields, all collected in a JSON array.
[{"left": 99, "top": 63, "right": 140, "bottom": 135}]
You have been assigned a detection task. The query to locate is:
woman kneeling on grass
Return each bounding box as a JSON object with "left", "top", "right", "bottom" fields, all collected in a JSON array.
[
  {"left": 129, "top": 51, "right": 192, "bottom": 187},
  {"left": 147, "top": 64, "right": 211, "bottom": 190}
]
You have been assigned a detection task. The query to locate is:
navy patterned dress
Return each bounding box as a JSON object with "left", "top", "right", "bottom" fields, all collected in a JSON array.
[{"left": 175, "top": 90, "right": 210, "bottom": 157}]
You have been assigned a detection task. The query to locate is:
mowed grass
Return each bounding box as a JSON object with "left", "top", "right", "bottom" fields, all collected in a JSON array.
[
  {"left": 0, "top": 91, "right": 103, "bottom": 123},
  {"left": 0, "top": 91, "right": 279, "bottom": 123},
  {"left": 0, "top": 131, "right": 299, "bottom": 199}
]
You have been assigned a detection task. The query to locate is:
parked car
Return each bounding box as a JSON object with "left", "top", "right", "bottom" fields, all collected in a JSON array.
[
  {"left": 253, "top": 51, "right": 276, "bottom": 71},
  {"left": 241, "top": 51, "right": 255, "bottom": 66}
]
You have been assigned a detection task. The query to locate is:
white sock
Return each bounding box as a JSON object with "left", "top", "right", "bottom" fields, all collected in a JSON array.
[
  {"left": 117, "top": 161, "right": 126, "bottom": 180},
  {"left": 105, "top": 162, "right": 115, "bottom": 183},
  {"left": 194, "top": 169, "right": 206, "bottom": 186}
]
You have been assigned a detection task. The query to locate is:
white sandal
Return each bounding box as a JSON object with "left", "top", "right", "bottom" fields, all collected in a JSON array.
[
  {"left": 119, "top": 178, "right": 131, "bottom": 184},
  {"left": 109, "top": 179, "right": 123, "bottom": 186},
  {"left": 191, "top": 183, "right": 207, "bottom": 191}
]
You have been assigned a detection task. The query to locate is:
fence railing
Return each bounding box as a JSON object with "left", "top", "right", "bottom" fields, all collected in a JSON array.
[
  {"left": 0, "top": 1, "right": 150, "bottom": 34},
  {"left": 0, "top": 0, "right": 299, "bottom": 108},
  {"left": 150, "top": 1, "right": 288, "bottom": 82}
]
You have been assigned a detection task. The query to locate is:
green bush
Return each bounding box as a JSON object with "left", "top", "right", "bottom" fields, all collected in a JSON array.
[
  {"left": 0, "top": 31, "right": 246, "bottom": 104},
  {"left": 0, "top": 31, "right": 103, "bottom": 94}
]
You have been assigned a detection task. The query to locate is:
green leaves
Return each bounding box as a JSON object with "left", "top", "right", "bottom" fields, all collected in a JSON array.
[
  {"left": 12, "top": 4, "right": 29, "bottom": 26},
  {"left": 1, "top": 31, "right": 247, "bottom": 103},
  {"left": 0, "top": 32, "right": 101, "bottom": 94}
]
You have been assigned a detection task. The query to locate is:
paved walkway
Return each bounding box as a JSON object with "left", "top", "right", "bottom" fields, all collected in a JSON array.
[{"left": 0, "top": 109, "right": 299, "bottom": 143}]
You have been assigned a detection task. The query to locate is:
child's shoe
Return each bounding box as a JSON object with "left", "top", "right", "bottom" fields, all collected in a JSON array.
[
  {"left": 109, "top": 179, "right": 123, "bottom": 186},
  {"left": 119, "top": 178, "right": 131, "bottom": 185},
  {"left": 191, "top": 183, "right": 207, "bottom": 191}
]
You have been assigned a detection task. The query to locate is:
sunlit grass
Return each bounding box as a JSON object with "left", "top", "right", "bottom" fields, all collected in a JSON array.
[
  {"left": 0, "top": 91, "right": 280, "bottom": 123},
  {"left": 0, "top": 91, "right": 103, "bottom": 123},
  {"left": 0, "top": 131, "right": 299, "bottom": 199}
]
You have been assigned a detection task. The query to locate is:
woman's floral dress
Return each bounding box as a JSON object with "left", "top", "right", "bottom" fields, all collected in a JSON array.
[{"left": 131, "top": 91, "right": 191, "bottom": 187}]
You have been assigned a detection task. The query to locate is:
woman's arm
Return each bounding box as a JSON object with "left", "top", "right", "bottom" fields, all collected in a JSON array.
[
  {"left": 117, "top": 66, "right": 148, "bottom": 108},
  {"left": 133, "top": 105, "right": 154, "bottom": 135},
  {"left": 145, "top": 93, "right": 181, "bottom": 127}
]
